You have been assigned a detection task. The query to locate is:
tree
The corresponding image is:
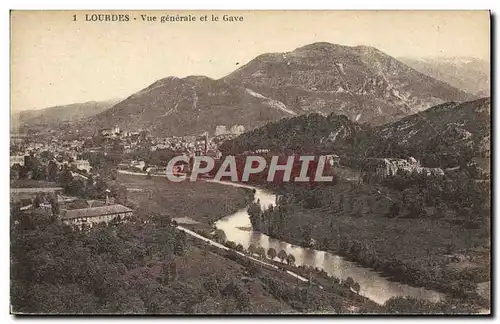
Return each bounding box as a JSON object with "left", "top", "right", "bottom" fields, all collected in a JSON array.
[
  {"left": 222, "top": 280, "right": 250, "bottom": 311},
  {"left": 212, "top": 229, "right": 227, "bottom": 244},
  {"left": 387, "top": 202, "right": 400, "bottom": 218},
  {"left": 33, "top": 193, "right": 41, "bottom": 209},
  {"left": 267, "top": 248, "right": 277, "bottom": 260},
  {"left": 113, "top": 185, "right": 128, "bottom": 205},
  {"left": 95, "top": 178, "right": 108, "bottom": 199},
  {"left": 161, "top": 261, "right": 177, "bottom": 284},
  {"left": 301, "top": 225, "right": 312, "bottom": 246},
  {"left": 352, "top": 282, "right": 361, "bottom": 294},
  {"left": 86, "top": 175, "right": 94, "bottom": 188},
  {"left": 343, "top": 277, "right": 355, "bottom": 289},
  {"left": 286, "top": 254, "right": 296, "bottom": 265},
  {"left": 225, "top": 241, "right": 237, "bottom": 249},
  {"left": 235, "top": 244, "right": 244, "bottom": 252},
  {"left": 203, "top": 274, "right": 222, "bottom": 297},
  {"left": 59, "top": 166, "right": 74, "bottom": 189},
  {"left": 277, "top": 250, "right": 287, "bottom": 263},
  {"left": 173, "top": 231, "right": 187, "bottom": 256},
  {"left": 256, "top": 246, "right": 266, "bottom": 259},
  {"left": 247, "top": 202, "right": 262, "bottom": 230},
  {"left": 47, "top": 161, "right": 58, "bottom": 182},
  {"left": 248, "top": 244, "right": 257, "bottom": 255},
  {"left": 65, "top": 179, "right": 86, "bottom": 197},
  {"left": 18, "top": 165, "right": 28, "bottom": 180}
]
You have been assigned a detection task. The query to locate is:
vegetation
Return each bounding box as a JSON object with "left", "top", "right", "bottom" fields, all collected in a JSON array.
[
  {"left": 11, "top": 208, "right": 190, "bottom": 313},
  {"left": 220, "top": 113, "right": 366, "bottom": 156},
  {"left": 246, "top": 177, "right": 489, "bottom": 307},
  {"left": 267, "top": 248, "right": 277, "bottom": 260}
]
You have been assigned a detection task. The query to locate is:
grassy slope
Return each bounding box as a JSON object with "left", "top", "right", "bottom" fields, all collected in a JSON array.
[{"left": 114, "top": 173, "right": 254, "bottom": 223}]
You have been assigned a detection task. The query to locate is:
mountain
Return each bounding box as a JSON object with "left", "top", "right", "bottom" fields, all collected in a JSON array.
[
  {"left": 219, "top": 113, "right": 366, "bottom": 155},
  {"left": 86, "top": 76, "right": 291, "bottom": 137},
  {"left": 82, "top": 43, "right": 475, "bottom": 136},
  {"left": 399, "top": 57, "right": 490, "bottom": 97},
  {"left": 220, "top": 97, "right": 490, "bottom": 170},
  {"left": 13, "top": 99, "right": 120, "bottom": 131},
  {"left": 224, "top": 43, "right": 475, "bottom": 125},
  {"left": 371, "top": 97, "right": 491, "bottom": 167}
]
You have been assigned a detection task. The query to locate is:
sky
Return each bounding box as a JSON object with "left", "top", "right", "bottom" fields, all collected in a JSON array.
[{"left": 10, "top": 10, "right": 490, "bottom": 112}]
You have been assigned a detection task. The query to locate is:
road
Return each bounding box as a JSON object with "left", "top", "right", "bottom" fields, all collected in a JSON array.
[{"left": 176, "top": 225, "right": 310, "bottom": 284}]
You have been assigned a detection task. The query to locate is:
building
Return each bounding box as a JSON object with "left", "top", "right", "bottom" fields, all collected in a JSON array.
[
  {"left": 372, "top": 158, "right": 419, "bottom": 177},
  {"left": 415, "top": 167, "right": 445, "bottom": 177},
  {"left": 325, "top": 154, "right": 341, "bottom": 167},
  {"left": 205, "top": 149, "right": 222, "bottom": 159},
  {"left": 366, "top": 157, "right": 443, "bottom": 177},
  {"left": 100, "top": 126, "right": 121, "bottom": 139},
  {"left": 130, "top": 160, "right": 146, "bottom": 170},
  {"left": 230, "top": 125, "right": 245, "bottom": 135},
  {"left": 71, "top": 171, "right": 89, "bottom": 181},
  {"left": 61, "top": 204, "right": 133, "bottom": 228},
  {"left": 215, "top": 125, "right": 228, "bottom": 136},
  {"left": 10, "top": 187, "right": 64, "bottom": 196},
  {"left": 10, "top": 155, "right": 26, "bottom": 167},
  {"left": 75, "top": 159, "right": 92, "bottom": 173}
]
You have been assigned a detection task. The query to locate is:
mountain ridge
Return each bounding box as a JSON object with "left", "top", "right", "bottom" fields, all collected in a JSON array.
[
  {"left": 42, "top": 42, "right": 478, "bottom": 136},
  {"left": 223, "top": 42, "right": 475, "bottom": 125},
  {"left": 219, "top": 97, "right": 490, "bottom": 170},
  {"left": 399, "top": 56, "right": 490, "bottom": 97}
]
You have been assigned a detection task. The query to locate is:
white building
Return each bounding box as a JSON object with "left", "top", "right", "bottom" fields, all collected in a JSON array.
[
  {"left": 325, "top": 154, "right": 340, "bottom": 167},
  {"left": 230, "top": 125, "right": 245, "bottom": 135},
  {"left": 130, "top": 160, "right": 146, "bottom": 170},
  {"left": 75, "top": 159, "right": 92, "bottom": 173},
  {"left": 215, "top": 125, "right": 228, "bottom": 136}
]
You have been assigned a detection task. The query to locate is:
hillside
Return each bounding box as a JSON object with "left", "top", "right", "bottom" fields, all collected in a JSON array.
[
  {"left": 79, "top": 43, "right": 475, "bottom": 136},
  {"left": 370, "top": 97, "right": 491, "bottom": 167},
  {"left": 224, "top": 43, "right": 475, "bottom": 125},
  {"left": 12, "top": 99, "right": 120, "bottom": 133},
  {"left": 220, "top": 97, "right": 490, "bottom": 170},
  {"left": 399, "top": 57, "right": 490, "bottom": 97},
  {"left": 86, "top": 76, "right": 291, "bottom": 137},
  {"left": 219, "top": 113, "right": 367, "bottom": 155}
]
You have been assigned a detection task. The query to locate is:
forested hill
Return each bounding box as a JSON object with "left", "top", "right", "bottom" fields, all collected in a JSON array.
[
  {"left": 220, "top": 98, "right": 490, "bottom": 170},
  {"left": 219, "top": 113, "right": 369, "bottom": 155}
]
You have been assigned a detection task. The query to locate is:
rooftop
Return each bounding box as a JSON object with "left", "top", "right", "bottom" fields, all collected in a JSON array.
[
  {"left": 62, "top": 204, "right": 133, "bottom": 220},
  {"left": 10, "top": 187, "right": 63, "bottom": 194}
]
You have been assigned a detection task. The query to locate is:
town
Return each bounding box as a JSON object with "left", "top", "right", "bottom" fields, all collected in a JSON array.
[{"left": 9, "top": 124, "right": 247, "bottom": 227}]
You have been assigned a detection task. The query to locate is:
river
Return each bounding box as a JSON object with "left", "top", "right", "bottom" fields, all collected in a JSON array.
[{"left": 211, "top": 180, "right": 445, "bottom": 305}]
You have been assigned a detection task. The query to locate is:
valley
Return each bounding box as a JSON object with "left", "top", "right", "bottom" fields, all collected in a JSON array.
[{"left": 10, "top": 38, "right": 491, "bottom": 315}]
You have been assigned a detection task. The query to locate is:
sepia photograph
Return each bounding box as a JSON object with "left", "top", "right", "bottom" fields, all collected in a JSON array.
[{"left": 9, "top": 9, "right": 491, "bottom": 315}]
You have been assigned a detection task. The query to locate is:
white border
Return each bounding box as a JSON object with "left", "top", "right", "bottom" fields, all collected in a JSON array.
[{"left": 2, "top": 1, "right": 498, "bottom": 323}]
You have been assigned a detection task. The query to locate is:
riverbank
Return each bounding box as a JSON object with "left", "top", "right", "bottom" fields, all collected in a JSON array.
[
  {"left": 254, "top": 201, "right": 490, "bottom": 309},
  {"left": 206, "top": 179, "right": 489, "bottom": 310}
]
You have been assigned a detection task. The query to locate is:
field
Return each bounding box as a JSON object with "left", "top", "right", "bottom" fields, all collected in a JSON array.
[{"left": 113, "top": 173, "right": 254, "bottom": 224}]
